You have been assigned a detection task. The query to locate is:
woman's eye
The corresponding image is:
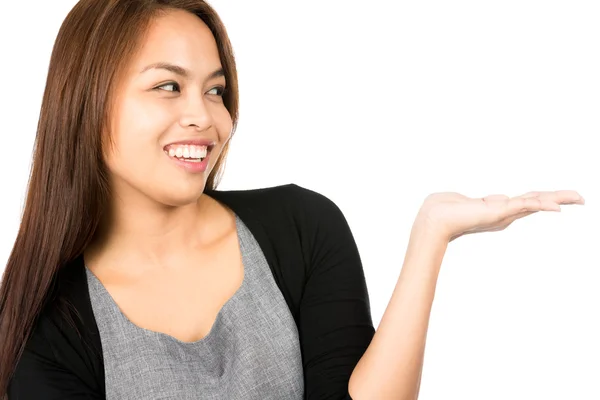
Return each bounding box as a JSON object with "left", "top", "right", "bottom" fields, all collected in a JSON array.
[
  {"left": 156, "top": 82, "right": 180, "bottom": 92},
  {"left": 207, "top": 86, "right": 225, "bottom": 96}
]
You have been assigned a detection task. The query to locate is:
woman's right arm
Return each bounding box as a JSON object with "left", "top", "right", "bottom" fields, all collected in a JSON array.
[
  {"left": 8, "top": 321, "right": 103, "bottom": 399},
  {"left": 348, "top": 221, "right": 447, "bottom": 400}
]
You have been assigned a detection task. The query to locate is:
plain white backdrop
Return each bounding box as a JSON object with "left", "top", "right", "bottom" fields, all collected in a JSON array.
[{"left": 1, "top": 1, "right": 599, "bottom": 399}]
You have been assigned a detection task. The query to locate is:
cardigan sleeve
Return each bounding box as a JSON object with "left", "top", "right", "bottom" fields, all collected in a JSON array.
[
  {"left": 292, "top": 185, "right": 376, "bottom": 400},
  {"left": 8, "top": 312, "right": 103, "bottom": 399}
]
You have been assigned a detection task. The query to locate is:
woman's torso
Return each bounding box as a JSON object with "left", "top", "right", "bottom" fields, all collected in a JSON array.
[{"left": 86, "top": 211, "right": 305, "bottom": 399}]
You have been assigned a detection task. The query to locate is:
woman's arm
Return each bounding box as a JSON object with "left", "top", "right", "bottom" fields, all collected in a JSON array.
[
  {"left": 347, "top": 190, "right": 583, "bottom": 400},
  {"left": 8, "top": 306, "right": 104, "bottom": 400},
  {"left": 348, "top": 223, "right": 447, "bottom": 399},
  {"left": 9, "top": 338, "right": 102, "bottom": 399}
]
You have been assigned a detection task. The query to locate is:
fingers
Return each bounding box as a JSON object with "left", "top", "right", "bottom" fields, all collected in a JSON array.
[
  {"left": 520, "top": 191, "right": 540, "bottom": 199},
  {"left": 552, "top": 190, "right": 585, "bottom": 205},
  {"left": 510, "top": 190, "right": 585, "bottom": 213},
  {"left": 517, "top": 196, "right": 560, "bottom": 212},
  {"left": 520, "top": 190, "right": 584, "bottom": 204}
]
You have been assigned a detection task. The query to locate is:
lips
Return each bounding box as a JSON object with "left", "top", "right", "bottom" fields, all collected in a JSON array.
[
  {"left": 165, "top": 148, "right": 211, "bottom": 173},
  {"left": 163, "top": 139, "right": 215, "bottom": 173}
]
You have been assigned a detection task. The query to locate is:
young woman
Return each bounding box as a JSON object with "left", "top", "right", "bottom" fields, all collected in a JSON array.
[{"left": 0, "top": 1, "right": 584, "bottom": 399}]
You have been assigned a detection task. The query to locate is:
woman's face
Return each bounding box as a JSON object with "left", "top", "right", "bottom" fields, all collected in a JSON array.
[{"left": 105, "top": 9, "right": 232, "bottom": 207}]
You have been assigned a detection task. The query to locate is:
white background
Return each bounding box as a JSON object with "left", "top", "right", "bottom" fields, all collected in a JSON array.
[{"left": 1, "top": 1, "right": 599, "bottom": 399}]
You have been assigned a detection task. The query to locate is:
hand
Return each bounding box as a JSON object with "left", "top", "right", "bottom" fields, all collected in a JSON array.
[{"left": 414, "top": 190, "right": 585, "bottom": 242}]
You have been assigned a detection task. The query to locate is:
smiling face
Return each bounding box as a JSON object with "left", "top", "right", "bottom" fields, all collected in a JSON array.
[{"left": 104, "top": 9, "right": 233, "bottom": 207}]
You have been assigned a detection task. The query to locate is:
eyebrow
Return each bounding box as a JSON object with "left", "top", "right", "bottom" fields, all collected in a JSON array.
[{"left": 140, "top": 62, "right": 225, "bottom": 81}]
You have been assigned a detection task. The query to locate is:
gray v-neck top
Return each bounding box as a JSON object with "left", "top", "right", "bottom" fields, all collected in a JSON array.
[{"left": 85, "top": 215, "right": 305, "bottom": 400}]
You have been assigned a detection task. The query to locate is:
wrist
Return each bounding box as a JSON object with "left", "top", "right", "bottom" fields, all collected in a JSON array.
[
  {"left": 401, "top": 219, "right": 448, "bottom": 277},
  {"left": 411, "top": 215, "right": 451, "bottom": 244}
]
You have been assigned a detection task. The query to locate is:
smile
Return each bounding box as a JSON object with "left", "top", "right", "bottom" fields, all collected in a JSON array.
[
  {"left": 165, "top": 144, "right": 207, "bottom": 162},
  {"left": 163, "top": 143, "right": 214, "bottom": 173}
]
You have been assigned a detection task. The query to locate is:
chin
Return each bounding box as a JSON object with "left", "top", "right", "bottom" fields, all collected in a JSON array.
[{"left": 154, "top": 182, "right": 207, "bottom": 208}]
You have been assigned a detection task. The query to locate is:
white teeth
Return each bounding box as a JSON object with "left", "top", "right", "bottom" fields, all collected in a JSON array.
[{"left": 166, "top": 144, "right": 208, "bottom": 160}]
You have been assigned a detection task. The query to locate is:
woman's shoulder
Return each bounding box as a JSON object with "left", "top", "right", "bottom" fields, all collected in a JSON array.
[
  {"left": 29, "top": 257, "right": 96, "bottom": 343},
  {"left": 207, "top": 183, "right": 345, "bottom": 223}
]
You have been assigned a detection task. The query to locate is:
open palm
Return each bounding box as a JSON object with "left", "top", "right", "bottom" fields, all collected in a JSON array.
[{"left": 416, "top": 190, "right": 585, "bottom": 242}]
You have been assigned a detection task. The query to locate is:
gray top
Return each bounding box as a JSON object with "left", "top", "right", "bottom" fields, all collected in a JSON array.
[{"left": 86, "top": 215, "right": 304, "bottom": 400}]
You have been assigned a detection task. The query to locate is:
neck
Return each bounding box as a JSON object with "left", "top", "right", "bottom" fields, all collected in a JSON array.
[{"left": 88, "top": 188, "right": 218, "bottom": 269}]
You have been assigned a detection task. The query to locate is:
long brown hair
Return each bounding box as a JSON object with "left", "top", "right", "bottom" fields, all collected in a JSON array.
[{"left": 0, "top": 0, "right": 238, "bottom": 395}]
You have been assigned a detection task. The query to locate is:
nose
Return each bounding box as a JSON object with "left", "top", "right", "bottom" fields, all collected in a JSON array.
[{"left": 178, "top": 95, "right": 213, "bottom": 132}]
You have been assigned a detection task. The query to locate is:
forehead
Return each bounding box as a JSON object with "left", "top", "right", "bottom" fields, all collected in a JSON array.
[{"left": 129, "top": 9, "right": 222, "bottom": 75}]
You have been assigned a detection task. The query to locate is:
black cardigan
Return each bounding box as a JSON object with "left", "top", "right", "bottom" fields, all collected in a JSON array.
[{"left": 8, "top": 184, "right": 375, "bottom": 399}]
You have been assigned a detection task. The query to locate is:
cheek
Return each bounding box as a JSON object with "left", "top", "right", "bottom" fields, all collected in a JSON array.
[
  {"left": 106, "top": 98, "right": 173, "bottom": 176},
  {"left": 112, "top": 98, "right": 173, "bottom": 154},
  {"left": 213, "top": 105, "right": 234, "bottom": 143}
]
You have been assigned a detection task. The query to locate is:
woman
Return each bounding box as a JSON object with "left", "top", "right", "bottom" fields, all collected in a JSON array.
[{"left": 0, "top": 1, "right": 584, "bottom": 399}]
